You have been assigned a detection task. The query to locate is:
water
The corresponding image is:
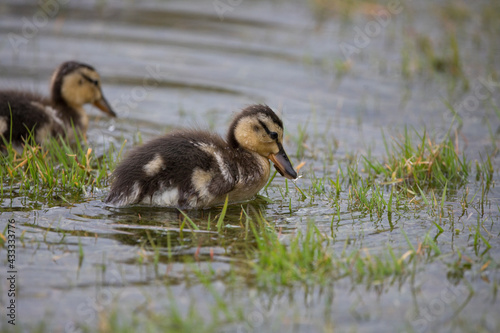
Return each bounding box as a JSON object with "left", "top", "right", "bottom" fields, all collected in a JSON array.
[{"left": 1, "top": 0, "right": 500, "bottom": 331}]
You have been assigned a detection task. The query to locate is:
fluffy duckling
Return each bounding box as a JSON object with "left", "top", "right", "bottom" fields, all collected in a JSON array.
[
  {"left": 0, "top": 61, "right": 116, "bottom": 147},
  {"left": 106, "top": 104, "right": 297, "bottom": 209}
]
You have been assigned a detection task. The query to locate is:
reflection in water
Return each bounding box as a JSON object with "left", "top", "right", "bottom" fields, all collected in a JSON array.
[{"left": 103, "top": 199, "right": 271, "bottom": 262}]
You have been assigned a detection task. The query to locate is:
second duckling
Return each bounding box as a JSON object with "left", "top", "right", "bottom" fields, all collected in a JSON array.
[
  {"left": 0, "top": 61, "right": 116, "bottom": 148},
  {"left": 105, "top": 104, "right": 297, "bottom": 209}
]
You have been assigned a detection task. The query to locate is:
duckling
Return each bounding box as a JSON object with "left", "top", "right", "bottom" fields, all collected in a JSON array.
[
  {"left": 0, "top": 61, "right": 116, "bottom": 148},
  {"left": 105, "top": 104, "right": 297, "bottom": 209}
]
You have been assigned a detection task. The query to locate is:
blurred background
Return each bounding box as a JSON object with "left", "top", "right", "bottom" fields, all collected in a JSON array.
[{"left": 2, "top": 0, "right": 498, "bottom": 157}]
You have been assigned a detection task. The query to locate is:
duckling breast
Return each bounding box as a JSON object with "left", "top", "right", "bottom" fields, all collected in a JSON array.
[{"left": 217, "top": 152, "right": 270, "bottom": 204}]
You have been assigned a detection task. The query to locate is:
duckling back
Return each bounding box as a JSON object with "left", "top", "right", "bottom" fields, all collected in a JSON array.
[{"left": 0, "top": 91, "right": 64, "bottom": 146}]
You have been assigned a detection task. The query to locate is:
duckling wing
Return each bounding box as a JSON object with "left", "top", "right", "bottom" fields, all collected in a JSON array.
[{"left": 105, "top": 131, "right": 239, "bottom": 209}]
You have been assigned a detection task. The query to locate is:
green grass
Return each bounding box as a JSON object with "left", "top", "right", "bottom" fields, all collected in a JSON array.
[
  {"left": 363, "top": 128, "right": 469, "bottom": 188},
  {"left": 246, "top": 215, "right": 447, "bottom": 289},
  {"left": 287, "top": 123, "right": 483, "bottom": 219},
  {"left": 0, "top": 133, "right": 122, "bottom": 201}
]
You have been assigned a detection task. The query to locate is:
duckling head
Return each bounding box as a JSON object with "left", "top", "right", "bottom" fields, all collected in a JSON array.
[
  {"left": 50, "top": 61, "right": 116, "bottom": 117},
  {"left": 228, "top": 104, "right": 298, "bottom": 180}
]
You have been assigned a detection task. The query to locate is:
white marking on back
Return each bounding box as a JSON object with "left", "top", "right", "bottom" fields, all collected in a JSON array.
[
  {"left": 43, "top": 105, "right": 65, "bottom": 129},
  {"left": 213, "top": 151, "right": 233, "bottom": 183},
  {"left": 190, "top": 168, "right": 214, "bottom": 208},
  {"left": 196, "top": 142, "right": 233, "bottom": 183},
  {"left": 143, "top": 153, "right": 165, "bottom": 177}
]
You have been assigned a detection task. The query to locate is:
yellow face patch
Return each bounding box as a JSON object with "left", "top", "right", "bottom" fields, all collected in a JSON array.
[
  {"left": 61, "top": 67, "right": 103, "bottom": 108},
  {"left": 233, "top": 114, "right": 283, "bottom": 157}
]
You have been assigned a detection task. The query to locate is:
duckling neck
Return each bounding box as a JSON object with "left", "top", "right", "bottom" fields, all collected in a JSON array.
[
  {"left": 51, "top": 84, "right": 89, "bottom": 132},
  {"left": 52, "top": 100, "right": 89, "bottom": 136}
]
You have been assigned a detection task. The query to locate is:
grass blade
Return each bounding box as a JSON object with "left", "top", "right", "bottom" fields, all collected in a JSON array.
[{"left": 216, "top": 195, "right": 229, "bottom": 232}]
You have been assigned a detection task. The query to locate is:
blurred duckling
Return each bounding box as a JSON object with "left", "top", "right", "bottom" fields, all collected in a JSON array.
[
  {"left": 0, "top": 61, "right": 116, "bottom": 148},
  {"left": 106, "top": 104, "right": 297, "bottom": 209}
]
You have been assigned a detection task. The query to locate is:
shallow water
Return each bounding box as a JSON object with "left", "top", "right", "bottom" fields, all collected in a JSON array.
[{"left": 1, "top": 0, "right": 500, "bottom": 332}]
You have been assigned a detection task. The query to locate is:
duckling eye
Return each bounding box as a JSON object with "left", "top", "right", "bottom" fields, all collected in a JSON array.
[
  {"left": 78, "top": 79, "right": 83, "bottom": 85},
  {"left": 81, "top": 74, "right": 99, "bottom": 87},
  {"left": 269, "top": 132, "right": 278, "bottom": 140}
]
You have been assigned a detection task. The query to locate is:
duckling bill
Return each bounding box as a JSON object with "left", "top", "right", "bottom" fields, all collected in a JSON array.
[
  {"left": 0, "top": 61, "right": 116, "bottom": 148},
  {"left": 106, "top": 104, "right": 297, "bottom": 209}
]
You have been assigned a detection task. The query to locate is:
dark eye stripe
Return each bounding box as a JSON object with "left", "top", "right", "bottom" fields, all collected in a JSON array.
[
  {"left": 258, "top": 120, "right": 279, "bottom": 141},
  {"left": 81, "top": 73, "right": 99, "bottom": 86},
  {"left": 257, "top": 120, "right": 271, "bottom": 134}
]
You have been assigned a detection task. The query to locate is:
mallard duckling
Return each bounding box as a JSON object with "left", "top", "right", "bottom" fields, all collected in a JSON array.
[
  {"left": 0, "top": 61, "right": 116, "bottom": 147},
  {"left": 106, "top": 104, "right": 297, "bottom": 209}
]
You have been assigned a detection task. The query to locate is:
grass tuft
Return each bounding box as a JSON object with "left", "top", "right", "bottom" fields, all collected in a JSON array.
[
  {"left": 1, "top": 134, "right": 121, "bottom": 203},
  {"left": 363, "top": 128, "right": 469, "bottom": 189}
]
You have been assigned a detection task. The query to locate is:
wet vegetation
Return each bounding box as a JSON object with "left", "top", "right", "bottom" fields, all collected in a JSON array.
[{"left": 1, "top": 134, "right": 120, "bottom": 199}]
